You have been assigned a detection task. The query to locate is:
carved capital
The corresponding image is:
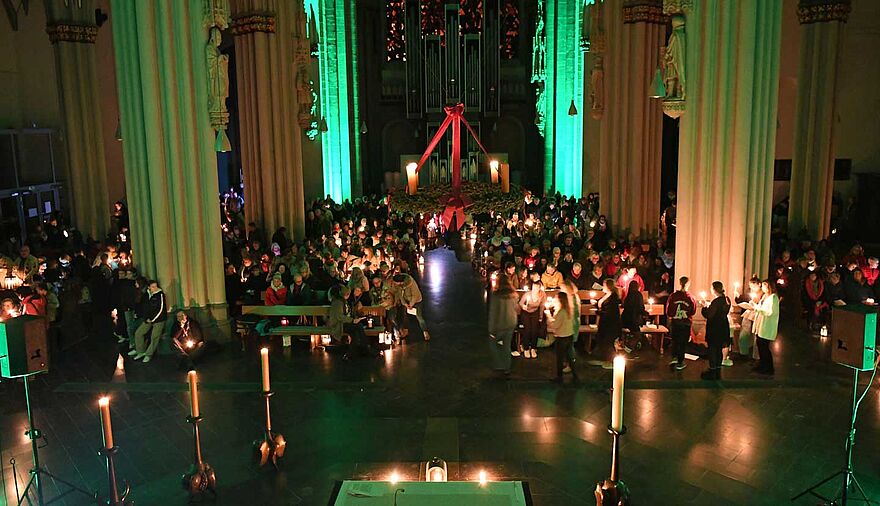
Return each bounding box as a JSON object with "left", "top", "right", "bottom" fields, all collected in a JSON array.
[
  {"left": 662, "top": 0, "right": 692, "bottom": 16},
  {"left": 230, "top": 13, "right": 276, "bottom": 35},
  {"left": 662, "top": 99, "right": 685, "bottom": 119},
  {"left": 46, "top": 22, "right": 98, "bottom": 44},
  {"left": 623, "top": 1, "right": 666, "bottom": 24},
  {"left": 797, "top": 0, "right": 851, "bottom": 24}
]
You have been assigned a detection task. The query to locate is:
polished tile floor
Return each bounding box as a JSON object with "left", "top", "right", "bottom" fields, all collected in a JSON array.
[{"left": 1, "top": 250, "right": 879, "bottom": 505}]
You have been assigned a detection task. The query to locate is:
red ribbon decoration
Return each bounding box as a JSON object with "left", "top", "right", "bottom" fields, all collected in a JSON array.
[
  {"left": 411, "top": 104, "right": 489, "bottom": 230},
  {"left": 413, "top": 103, "right": 489, "bottom": 196}
]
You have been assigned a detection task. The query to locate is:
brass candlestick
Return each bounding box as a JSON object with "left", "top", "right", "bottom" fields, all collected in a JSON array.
[
  {"left": 98, "top": 446, "right": 131, "bottom": 505},
  {"left": 594, "top": 426, "right": 630, "bottom": 506},
  {"left": 253, "top": 391, "right": 286, "bottom": 467},
  {"left": 182, "top": 415, "right": 216, "bottom": 499}
]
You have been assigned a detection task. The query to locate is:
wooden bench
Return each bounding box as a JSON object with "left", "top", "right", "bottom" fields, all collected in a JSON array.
[
  {"left": 242, "top": 305, "right": 332, "bottom": 350},
  {"left": 577, "top": 302, "right": 670, "bottom": 354},
  {"left": 357, "top": 305, "right": 388, "bottom": 337}
]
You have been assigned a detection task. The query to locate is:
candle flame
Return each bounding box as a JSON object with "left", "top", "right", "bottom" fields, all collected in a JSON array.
[
  {"left": 186, "top": 339, "right": 194, "bottom": 348},
  {"left": 478, "top": 470, "right": 488, "bottom": 485},
  {"left": 98, "top": 397, "right": 110, "bottom": 407},
  {"left": 613, "top": 355, "right": 626, "bottom": 370}
]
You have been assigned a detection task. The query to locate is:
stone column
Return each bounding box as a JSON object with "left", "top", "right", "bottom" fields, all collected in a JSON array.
[
  {"left": 112, "top": 0, "right": 229, "bottom": 338},
  {"left": 674, "top": 0, "right": 782, "bottom": 293},
  {"left": 595, "top": 0, "right": 665, "bottom": 237},
  {"left": 44, "top": 0, "right": 111, "bottom": 240},
  {"left": 787, "top": 0, "right": 850, "bottom": 239},
  {"left": 230, "top": 0, "right": 306, "bottom": 240}
]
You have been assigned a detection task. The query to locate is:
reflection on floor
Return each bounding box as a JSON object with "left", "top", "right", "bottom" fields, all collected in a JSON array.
[{"left": 1, "top": 249, "right": 878, "bottom": 505}]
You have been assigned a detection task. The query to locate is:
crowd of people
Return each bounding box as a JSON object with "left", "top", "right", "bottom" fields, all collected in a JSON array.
[
  {"left": 219, "top": 191, "right": 432, "bottom": 358},
  {"left": 474, "top": 192, "right": 877, "bottom": 382}
]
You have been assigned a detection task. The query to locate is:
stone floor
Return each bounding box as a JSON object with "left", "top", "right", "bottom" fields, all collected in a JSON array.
[{"left": 1, "top": 249, "right": 879, "bottom": 505}]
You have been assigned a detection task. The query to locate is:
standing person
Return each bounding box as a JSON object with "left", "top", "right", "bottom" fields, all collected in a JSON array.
[
  {"left": 392, "top": 273, "right": 430, "bottom": 341},
  {"left": 591, "top": 279, "right": 622, "bottom": 368},
  {"left": 488, "top": 277, "right": 519, "bottom": 377},
  {"left": 129, "top": 280, "right": 167, "bottom": 363},
  {"left": 620, "top": 279, "right": 646, "bottom": 353},
  {"left": 753, "top": 280, "right": 779, "bottom": 375},
  {"left": 700, "top": 281, "right": 731, "bottom": 380},
  {"left": 544, "top": 282, "right": 577, "bottom": 382},
  {"left": 734, "top": 276, "right": 762, "bottom": 358},
  {"left": 519, "top": 280, "right": 546, "bottom": 359},
  {"left": 666, "top": 276, "right": 697, "bottom": 370}
]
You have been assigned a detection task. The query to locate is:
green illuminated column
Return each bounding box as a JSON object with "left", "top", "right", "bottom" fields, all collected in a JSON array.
[
  {"left": 315, "top": 0, "right": 360, "bottom": 201},
  {"left": 543, "top": 0, "right": 585, "bottom": 197},
  {"left": 44, "top": 0, "right": 111, "bottom": 239},
  {"left": 675, "top": 0, "right": 782, "bottom": 294},
  {"left": 788, "top": 0, "right": 850, "bottom": 239},
  {"left": 112, "top": 0, "right": 229, "bottom": 338}
]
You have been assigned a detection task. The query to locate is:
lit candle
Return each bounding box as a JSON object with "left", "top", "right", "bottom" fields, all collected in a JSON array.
[
  {"left": 406, "top": 162, "right": 418, "bottom": 194},
  {"left": 260, "top": 347, "right": 271, "bottom": 393},
  {"left": 98, "top": 397, "right": 114, "bottom": 449},
  {"left": 699, "top": 291, "right": 707, "bottom": 302},
  {"left": 589, "top": 291, "right": 596, "bottom": 300},
  {"left": 187, "top": 370, "right": 200, "bottom": 418},
  {"left": 489, "top": 160, "right": 499, "bottom": 184},
  {"left": 647, "top": 297, "right": 655, "bottom": 305},
  {"left": 611, "top": 355, "right": 626, "bottom": 432}
]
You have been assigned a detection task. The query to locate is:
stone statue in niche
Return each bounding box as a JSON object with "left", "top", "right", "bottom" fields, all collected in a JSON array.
[
  {"left": 589, "top": 59, "right": 604, "bottom": 120},
  {"left": 207, "top": 27, "right": 229, "bottom": 115},
  {"left": 296, "top": 67, "right": 315, "bottom": 128},
  {"left": 662, "top": 14, "right": 686, "bottom": 101}
]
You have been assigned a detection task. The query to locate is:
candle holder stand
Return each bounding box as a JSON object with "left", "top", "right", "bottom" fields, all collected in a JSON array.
[
  {"left": 253, "top": 391, "right": 286, "bottom": 467},
  {"left": 593, "top": 426, "right": 630, "bottom": 506},
  {"left": 7, "top": 372, "right": 97, "bottom": 506},
  {"left": 98, "top": 446, "right": 131, "bottom": 505},
  {"left": 182, "top": 415, "right": 217, "bottom": 500}
]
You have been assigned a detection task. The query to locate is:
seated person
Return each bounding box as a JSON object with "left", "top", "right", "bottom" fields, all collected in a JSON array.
[
  {"left": 171, "top": 311, "right": 205, "bottom": 369},
  {"left": 328, "top": 285, "right": 374, "bottom": 359},
  {"left": 286, "top": 274, "right": 314, "bottom": 305},
  {"left": 264, "top": 273, "right": 288, "bottom": 306}
]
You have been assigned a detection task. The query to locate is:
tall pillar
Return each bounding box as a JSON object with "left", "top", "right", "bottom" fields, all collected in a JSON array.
[
  {"left": 595, "top": 0, "right": 665, "bottom": 237},
  {"left": 787, "top": 0, "right": 850, "bottom": 239},
  {"left": 314, "top": 0, "right": 361, "bottom": 202},
  {"left": 674, "top": 0, "right": 782, "bottom": 293},
  {"left": 44, "top": 0, "right": 111, "bottom": 240},
  {"left": 112, "top": 0, "right": 229, "bottom": 337},
  {"left": 541, "top": 0, "right": 585, "bottom": 197},
  {"left": 230, "top": 0, "right": 307, "bottom": 240}
]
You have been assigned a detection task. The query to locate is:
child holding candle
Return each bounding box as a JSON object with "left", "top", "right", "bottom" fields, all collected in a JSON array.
[
  {"left": 518, "top": 280, "right": 546, "bottom": 359},
  {"left": 544, "top": 283, "right": 577, "bottom": 382},
  {"left": 700, "top": 281, "right": 731, "bottom": 380}
]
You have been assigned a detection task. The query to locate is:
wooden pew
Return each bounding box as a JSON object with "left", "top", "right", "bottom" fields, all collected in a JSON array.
[{"left": 242, "top": 305, "right": 332, "bottom": 350}]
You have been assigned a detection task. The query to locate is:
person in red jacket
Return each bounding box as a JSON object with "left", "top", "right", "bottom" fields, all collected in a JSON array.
[
  {"left": 264, "top": 273, "right": 288, "bottom": 306},
  {"left": 665, "top": 276, "right": 696, "bottom": 370},
  {"left": 862, "top": 257, "right": 879, "bottom": 286},
  {"left": 22, "top": 282, "right": 49, "bottom": 317}
]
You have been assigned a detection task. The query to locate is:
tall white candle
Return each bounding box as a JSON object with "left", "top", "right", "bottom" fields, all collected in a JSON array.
[
  {"left": 260, "top": 347, "right": 271, "bottom": 392},
  {"left": 611, "top": 355, "right": 626, "bottom": 432},
  {"left": 98, "top": 397, "right": 114, "bottom": 449},
  {"left": 188, "top": 370, "right": 200, "bottom": 418}
]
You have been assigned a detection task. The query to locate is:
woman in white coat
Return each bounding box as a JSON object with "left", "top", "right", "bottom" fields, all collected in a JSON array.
[{"left": 753, "top": 280, "right": 779, "bottom": 375}]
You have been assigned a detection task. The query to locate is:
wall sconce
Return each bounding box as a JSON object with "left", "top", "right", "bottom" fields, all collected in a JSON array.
[
  {"left": 360, "top": 121, "right": 368, "bottom": 134},
  {"left": 568, "top": 100, "right": 578, "bottom": 116},
  {"left": 649, "top": 67, "right": 666, "bottom": 99},
  {"left": 319, "top": 117, "right": 328, "bottom": 132}
]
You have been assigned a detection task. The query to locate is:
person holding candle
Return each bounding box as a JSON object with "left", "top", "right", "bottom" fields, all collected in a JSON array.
[
  {"left": 700, "top": 281, "right": 731, "bottom": 380},
  {"left": 620, "top": 279, "right": 647, "bottom": 353},
  {"left": 171, "top": 311, "right": 206, "bottom": 370},
  {"left": 519, "top": 280, "right": 546, "bottom": 359},
  {"left": 666, "top": 276, "right": 697, "bottom": 370},
  {"left": 544, "top": 282, "right": 577, "bottom": 382},
  {"left": 752, "top": 280, "right": 779, "bottom": 375},
  {"left": 735, "top": 276, "right": 763, "bottom": 358},
  {"left": 591, "top": 279, "right": 622, "bottom": 368},
  {"left": 328, "top": 285, "right": 375, "bottom": 359}
]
